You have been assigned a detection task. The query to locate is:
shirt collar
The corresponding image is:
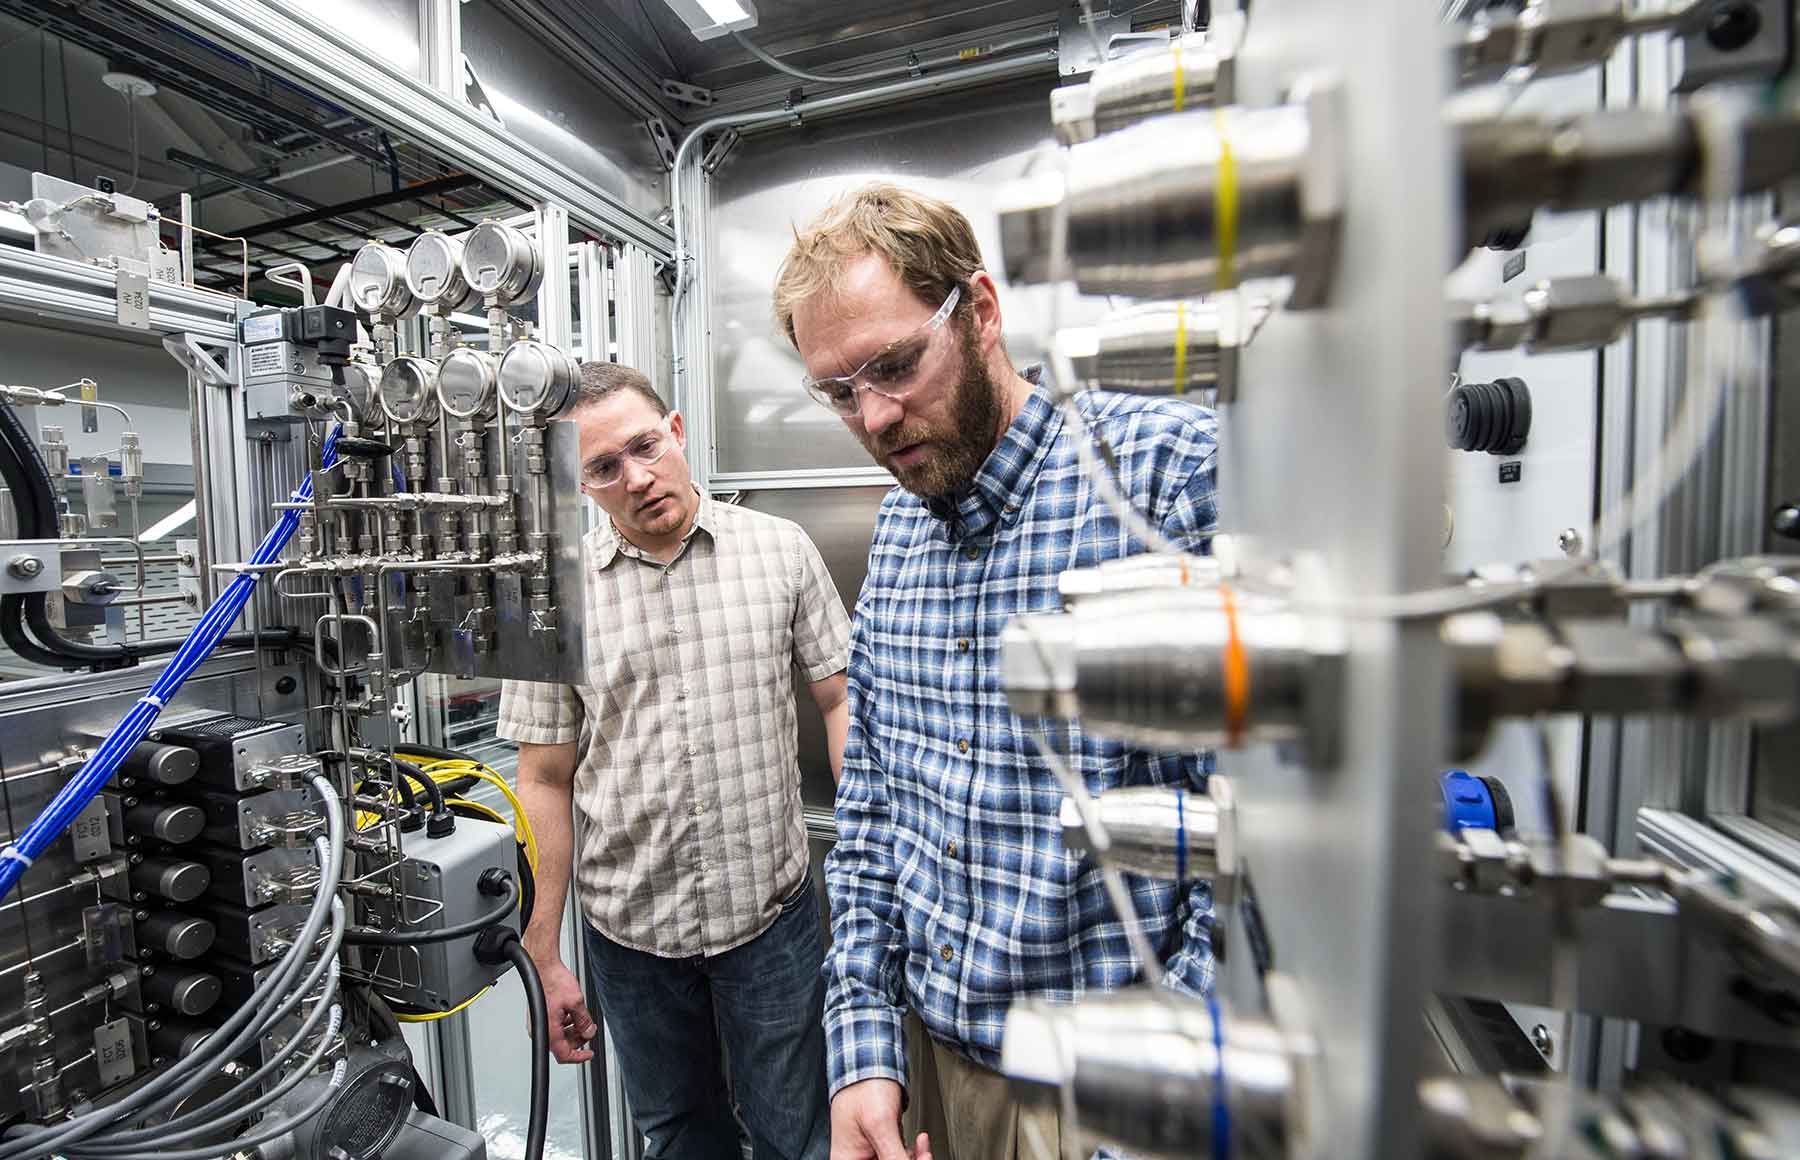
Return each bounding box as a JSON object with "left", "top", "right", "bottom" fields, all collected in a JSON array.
[
  {"left": 591, "top": 486, "right": 713, "bottom": 569},
  {"left": 924, "top": 366, "right": 1061, "bottom": 538}
]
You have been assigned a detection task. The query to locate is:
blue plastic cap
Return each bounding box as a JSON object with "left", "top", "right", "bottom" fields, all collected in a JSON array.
[{"left": 1441, "top": 769, "right": 1499, "bottom": 833}]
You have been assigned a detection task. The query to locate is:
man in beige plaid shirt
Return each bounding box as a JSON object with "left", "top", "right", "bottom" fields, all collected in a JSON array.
[{"left": 497, "top": 362, "right": 850, "bottom": 1160}]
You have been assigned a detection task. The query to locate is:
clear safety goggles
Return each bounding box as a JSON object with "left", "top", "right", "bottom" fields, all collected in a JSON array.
[{"left": 801, "top": 286, "right": 962, "bottom": 417}]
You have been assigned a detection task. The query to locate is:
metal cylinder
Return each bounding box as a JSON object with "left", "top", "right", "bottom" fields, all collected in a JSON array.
[
  {"left": 460, "top": 220, "right": 543, "bottom": 305},
  {"left": 496, "top": 340, "right": 580, "bottom": 418},
  {"left": 124, "top": 801, "right": 206, "bottom": 845},
  {"left": 122, "top": 741, "right": 199, "bottom": 786},
  {"left": 42, "top": 426, "right": 69, "bottom": 477},
  {"left": 1002, "top": 590, "right": 1320, "bottom": 750},
  {"left": 1054, "top": 30, "right": 1235, "bottom": 145},
  {"left": 1002, "top": 992, "right": 1297, "bottom": 1159},
  {"left": 148, "top": 1018, "right": 213, "bottom": 1061},
  {"left": 1059, "top": 786, "right": 1223, "bottom": 881},
  {"left": 1001, "top": 88, "right": 1340, "bottom": 306},
  {"left": 404, "top": 230, "right": 480, "bottom": 313},
  {"left": 438, "top": 348, "right": 499, "bottom": 421},
  {"left": 136, "top": 911, "right": 215, "bottom": 960},
  {"left": 338, "top": 362, "right": 383, "bottom": 427},
  {"left": 131, "top": 856, "right": 211, "bottom": 903},
  {"left": 142, "top": 967, "right": 223, "bottom": 1017},
  {"left": 1065, "top": 298, "right": 1264, "bottom": 401},
  {"left": 119, "top": 432, "right": 143, "bottom": 497},
  {"left": 348, "top": 241, "right": 417, "bottom": 318},
  {"left": 378, "top": 357, "right": 442, "bottom": 426}
]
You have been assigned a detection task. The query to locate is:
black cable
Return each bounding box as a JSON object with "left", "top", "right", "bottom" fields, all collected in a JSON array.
[
  {"left": 390, "top": 757, "right": 446, "bottom": 814},
  {"left": 342, "top": 874, "right": 517, "bottom": 946},
  {"left": 0, "top": 595, "right": 81, "bottom": 669},
  {"left": 503, "top": 938, "right": 549, "bottom": 1160}
]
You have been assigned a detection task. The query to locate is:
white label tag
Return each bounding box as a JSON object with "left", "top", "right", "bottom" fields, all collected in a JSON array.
[
  {"left": 115, "top": 270, "right": 150, "bottom": 330},
  {"left": 93, "top": 1018, "right": 135, "bottom": 1086}
]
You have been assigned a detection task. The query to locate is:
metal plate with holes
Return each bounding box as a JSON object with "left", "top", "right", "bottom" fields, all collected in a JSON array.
[{"left": 193, "top": 785, "right": 322, "bottom": 851}]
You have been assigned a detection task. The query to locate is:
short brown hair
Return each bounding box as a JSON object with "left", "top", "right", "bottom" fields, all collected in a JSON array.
[
  {"left": 571, "top": 361, "right": 668, "bottom": 417},
  {"left": 772, "top": 182, "right": 985, "bottom": 347}
]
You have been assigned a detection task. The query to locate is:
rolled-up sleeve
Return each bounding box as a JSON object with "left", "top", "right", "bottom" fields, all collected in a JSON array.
[
  {"left": 496, "top": 679, "right": 583, "bottom": 746},
  {"left": 792, "top": 531, "right": 851, "bottom": 681}
]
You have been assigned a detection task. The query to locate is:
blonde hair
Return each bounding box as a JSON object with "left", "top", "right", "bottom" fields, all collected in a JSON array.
[{"left": 772, "top": 182, "right": 985, "bottom": 347}]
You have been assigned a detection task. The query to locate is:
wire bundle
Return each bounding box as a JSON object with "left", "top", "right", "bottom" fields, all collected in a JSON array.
[
  {"left": 0, "top": 775, "right": 349, "bottom": 1160},
  {"left": 0, "top": 427, "right": 342, "bottom": 900}
]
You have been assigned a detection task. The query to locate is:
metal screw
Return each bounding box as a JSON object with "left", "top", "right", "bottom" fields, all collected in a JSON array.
[
  {"left": 1556, "top": 528, "right": 1584, "bottom": 557},
  {"left": 7, "top": 554, "right": 43, "bottom": 579},
  {"left": 1530, "top": 1023, "right": 1554, "bottom": 1059}
]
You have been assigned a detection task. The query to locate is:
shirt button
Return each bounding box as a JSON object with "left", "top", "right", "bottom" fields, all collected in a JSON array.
[
  {"left": 963, "top": 546, "right": 980, "bottom": 561},
  {"left": 956, "top": 638, "right": 970, "bottom": 653},
  {"left": 957, "top": 739, "right": 970, "bottom": 755},
  {"left": 945, "top": 840, "right": 959, "bottom": 858},
  {"left": 686, "top": 744, "right": 697, "bottom": 757},
  {"left": 940, "top": 944, "right": 954, "bottom": 963}
]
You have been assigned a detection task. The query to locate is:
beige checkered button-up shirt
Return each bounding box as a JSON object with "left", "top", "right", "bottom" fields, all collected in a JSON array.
[{"left": 497, "top": 491, "right": 850, "bottom": 957}]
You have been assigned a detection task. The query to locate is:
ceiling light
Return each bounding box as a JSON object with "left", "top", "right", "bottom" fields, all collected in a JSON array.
[{"left": 662, "top": 0, "right": 757, "bottom": 41}]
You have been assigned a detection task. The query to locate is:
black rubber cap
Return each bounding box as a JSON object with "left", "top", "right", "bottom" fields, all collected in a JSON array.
[
  {"left": 425, "top": 808, "right": 456, "bottom": 839},
  {"left": 1448, "top": 376, "right": 1532, "bottom": 456},
  {"left": 1478, "top": 776, "right": 1515, "bottom": 834}
]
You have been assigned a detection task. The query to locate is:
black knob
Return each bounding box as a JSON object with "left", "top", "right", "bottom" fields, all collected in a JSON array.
[
  {"left": 1773, "top": 501, "right": 1800, "bottom": 541},
  {"left": 142, "top": 968, "right": 222, "bottom": 1017},
  {"left": 149, "top": 1019, "right": 213, "bottom": 1060},
  {"left": 1448, "top": 376, "right": 1532, "bottom": 456},
  {"left": 124, "top": 802, "right": 205, "bottom": 845},
  {"left": 137, "top": 912, "right": 215, "bottom": 960},
  {"left": 131, "top": 857, "right": 212, "bottom": 903},
  {"left": 122, "top": 742, "right": 199, "bottom": 787},
  {"left": 1479, "top": 775, "right": 1515, "bottom": 834},
  {"left": 1706, "top": 0, "right": 1761, "bottom": 52}
]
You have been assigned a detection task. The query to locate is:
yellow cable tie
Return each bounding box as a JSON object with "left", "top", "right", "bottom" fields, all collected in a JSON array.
[
  {"left": 1214, "top": 109, "right": 1238, "bottom": 292},
  {"left": 1171, "top": 42, "right": 1186, "bottom": 113},
  {"left": 1172, "top": 301, "right": 1190, "bottom": 395}
]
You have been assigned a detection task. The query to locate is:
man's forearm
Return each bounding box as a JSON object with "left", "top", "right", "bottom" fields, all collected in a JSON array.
[
  {"left": 516, "top": 750, "right": 578, "bottom": 961},
  {"left": 824, "top": 700, "right": 848, "bottom": 784}
]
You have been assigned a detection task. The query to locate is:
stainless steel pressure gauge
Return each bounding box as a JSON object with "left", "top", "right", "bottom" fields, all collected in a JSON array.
[
  {"left": 460, "top": 221, "right": 543, "bottom": 304},
  {"left": 438, "top": 348, "right": 499, "bottom": 420},
  {"left": 379, "top": 356, "right": 442, "bottom": 425},
  {"left": 347, "top": 242, "right": 416, "bottom": 317},
  {"left": 338, "top": 361, "right": 383, "bottom": 426},
  {"left": 404, "top": 230, "right": 479, "bottom": 312},
  {"left": 497, "top": 340, "right": 579, "bottom": 418}
]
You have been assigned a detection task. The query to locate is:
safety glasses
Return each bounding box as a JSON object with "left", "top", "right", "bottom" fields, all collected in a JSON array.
[
  {"left": 580, "top": 415, "right": 675, "bottom": 488},
  {"left": 801, "top": 286, "right": 961, "bottom": 417}
]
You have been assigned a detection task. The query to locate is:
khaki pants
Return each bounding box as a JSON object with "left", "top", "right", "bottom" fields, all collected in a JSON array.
[{"left": 927, "top": 1037, "right": 1064, "bottom": 1160}]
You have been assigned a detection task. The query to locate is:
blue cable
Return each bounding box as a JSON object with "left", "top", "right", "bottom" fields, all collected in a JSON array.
[
  {"left": 1208, "top": 991, "right": 1230, "bottom": 1160},
  {"left": 1175, "top": 788, "right": 1188, "bottom": 884},
  {"left": 0, "top": 426, "right": 342, "bottom": 899}
]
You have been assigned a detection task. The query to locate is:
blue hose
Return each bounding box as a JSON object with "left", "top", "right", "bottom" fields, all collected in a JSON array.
[{"left": 0, "top": 427, "right": 342, "bottom": 899}]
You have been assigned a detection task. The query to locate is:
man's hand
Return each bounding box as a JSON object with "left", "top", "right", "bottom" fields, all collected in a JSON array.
[
  {"left": 532, "top": 955, "right": 598, "bottom": 1064},
  {"left": 830, "top": 1079, "right": 931, "bottom": 1160}
]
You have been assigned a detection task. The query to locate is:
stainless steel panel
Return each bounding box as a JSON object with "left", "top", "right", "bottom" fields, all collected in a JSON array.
[
  {"left": 461, "top": 0, "right": 670, "bottom": 221},
  {"left": 705, "top": 74, "right": 1114, "bottom": 476},
  {"left": 733, "top": 486, "right": 888, "bottom": 810}
]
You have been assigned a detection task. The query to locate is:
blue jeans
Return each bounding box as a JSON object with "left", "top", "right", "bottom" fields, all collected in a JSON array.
[{"left": 583, "top": 878, "right": 830, "bottom": 1160}]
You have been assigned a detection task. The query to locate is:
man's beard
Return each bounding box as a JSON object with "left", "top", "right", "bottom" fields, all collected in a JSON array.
[{"left": 861, "top": 325, "right": 1003, "bottom": 500}]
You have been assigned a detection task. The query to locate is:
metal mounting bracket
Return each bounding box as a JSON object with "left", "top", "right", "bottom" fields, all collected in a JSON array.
[
  {"left": 659, "top": 78, "right": 715, "bottom": 107},
  {"left": 701, "top": 129, "right": 741, "bottom": 175},
  {"left": 162, "top": 333, "right": 235, "bottom": 388},
  {"left": 643, "top": 119, "right": 677, "bottom": 171}
]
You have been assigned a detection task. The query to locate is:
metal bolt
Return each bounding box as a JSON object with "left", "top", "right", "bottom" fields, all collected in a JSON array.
[
  {"left": 1706, "top": 0, "right": 1762, "bottom": 52},
  {"left": 1556, "top": 528, "right": 1584, "bottom": 557},
  {"left": 1530, "top": 1023, "right": 1554, "bottom": 1059},
  {"left": 7, "top": 554, "right": 44, "bottom": 579}
]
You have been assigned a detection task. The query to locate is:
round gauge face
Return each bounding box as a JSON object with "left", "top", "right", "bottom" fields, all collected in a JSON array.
[
  {"left": 437, "top": 348, "right": 496, "bottom": 418},
  {"left": 404, "top": 232, "right": 466, "bottom": 305},
  {"left": 378, "top": 356, "right": 441, "bottom": 425},
  {"left": 348, "top": 244, "right": 409, "bottom": 315},
  {"left": 461, "top": 222, "right": 531, "bottom": 297},
  {"left": 497, "top": 340, "right": 574, "bottom": 416},
  {"left": 339, "top": 362, "right": 380, "bottom": 426}
]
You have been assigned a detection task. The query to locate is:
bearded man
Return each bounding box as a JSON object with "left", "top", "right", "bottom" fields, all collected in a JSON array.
[{"left": 772, "top": 183, "right": 1220, "bottom": 1160}]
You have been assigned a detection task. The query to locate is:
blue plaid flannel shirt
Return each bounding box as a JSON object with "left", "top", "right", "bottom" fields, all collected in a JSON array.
[{"left": 823, "top": 376, "right": 1220, "bottom": 1097}]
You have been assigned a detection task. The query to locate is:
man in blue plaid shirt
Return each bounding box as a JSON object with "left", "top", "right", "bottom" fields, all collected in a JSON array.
[{"left": 774, "top": 184, "right": 1218, "bottom": 1160}]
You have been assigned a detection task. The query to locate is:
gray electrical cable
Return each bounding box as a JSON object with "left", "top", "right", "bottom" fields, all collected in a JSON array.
[
  {"left": 68, "top": 1001, "right": 345, "bottom": 1157},
  {"left": 0, "top": 777, "right": 345, "bottom": 1160},
  {"left": 731, "top": 31, "right": 916, "bottom": 85},
  {"left": 81, "top": 1060, "right": 347, "bottom": 1160},
  {"left": 75, "top": 913, "right": 346, "bottom": 1149}
]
